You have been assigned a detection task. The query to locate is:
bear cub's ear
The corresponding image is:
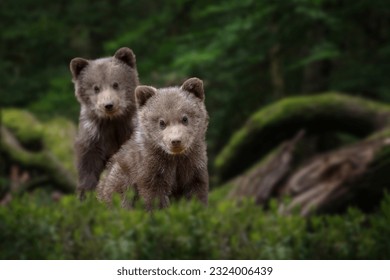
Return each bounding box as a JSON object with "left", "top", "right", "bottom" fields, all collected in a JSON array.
[
  {"left": 135, "top": 86, "right": 157, "bottom": 108},
  {"left": 181, "top": 77, "right": 204, "bottom": 101},
  {"left": 114, "top": 47, "right": 136, "bottom": 68},
  {"left": 70, "top": 58, "right": 89, "bottom": 80}
]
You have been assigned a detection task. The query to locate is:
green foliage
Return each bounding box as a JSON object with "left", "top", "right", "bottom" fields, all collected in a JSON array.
[
  {"left": 29, "top": 75, "right": 79, "bottom": 122},
  {"left": 2, "top": 0, "right": 390, "bottom": 261},
  {"left": 2, "top": 0, "right": 390, "bottom": 162},
  {"left": 1, "top": 191, "right": 390, "bottom": 259}
]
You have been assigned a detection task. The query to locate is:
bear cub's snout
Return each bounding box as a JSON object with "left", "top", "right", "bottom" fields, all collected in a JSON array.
[{"left": 163, "top": 125, "right": 188, "bottom": 154}]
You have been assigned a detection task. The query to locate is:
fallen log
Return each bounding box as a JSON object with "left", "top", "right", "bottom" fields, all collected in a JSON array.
[
  {"left": 215, "top": 93, "right": 390, "bottom": 182},
  {"left": 227, "top": 131, "right": 390, "bottom": 216},
  {"left": 0, "top": 109, "right": 77, "bottom": 194},
  {"left": 219, "top": 93, "right": 390, "bottom": 215},
  {"left": 278, "top": 136, "right": 390, "bottom": 216},
  {"left": 229, "top": 130, "right": 305, "bottom": 204}
]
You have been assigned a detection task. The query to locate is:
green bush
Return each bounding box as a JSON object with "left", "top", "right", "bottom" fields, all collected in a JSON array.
[{"left": 1, "top": 191, "right": 390, "bottom": 259}]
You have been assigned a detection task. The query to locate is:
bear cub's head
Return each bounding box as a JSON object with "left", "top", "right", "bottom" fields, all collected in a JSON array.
[
  {"left": 70, "top": 47, "right": 139, "bottom": 119},
  {"left": 135, "top": 78, "right": 208, "bottom": 155}
]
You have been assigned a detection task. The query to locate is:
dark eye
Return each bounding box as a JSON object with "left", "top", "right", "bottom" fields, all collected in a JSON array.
[
  {"left": 93, "top": 85, "right": 100, "bottom": 94},
  {"left": 159, "top": 119, "right": 166, "bottom": 130},
  {"left": 112, "top": 82, "right": 119, "bottom": 90},
  {"left": 182, "top": 116, "right": 188, "bottom": 125}
]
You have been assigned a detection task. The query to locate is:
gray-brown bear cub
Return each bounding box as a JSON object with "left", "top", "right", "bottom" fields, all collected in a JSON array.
[
  {"left": 97, "top": 78, "right": 209, "bottom": 210},
  {"left": 70, "top": 47, "right": 139, "bottom": 200}
]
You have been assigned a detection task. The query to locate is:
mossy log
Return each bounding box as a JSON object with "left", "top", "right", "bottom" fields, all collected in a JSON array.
[
  {"left": 1, "top": 109, "right": 77, "bottom": 193},
  {"left": 228, "top": 130, "right": 305, "bottom": 204},
  {"left": 215, "top": 93, "right": 390, "bottom": 182},
  {"left": 219, "top": 93, "right": 390, "bottom": 215},
  {"left": 230, "top": 132, "right": 390, "bottom": 216}
]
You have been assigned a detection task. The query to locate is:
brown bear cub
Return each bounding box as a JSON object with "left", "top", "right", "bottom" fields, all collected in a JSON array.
[
  {"left": 97, "top": 78, "right": 209, "bottom": 210},
  {"left": 70, "top": 47, "right": 139, "bottom": 200}
]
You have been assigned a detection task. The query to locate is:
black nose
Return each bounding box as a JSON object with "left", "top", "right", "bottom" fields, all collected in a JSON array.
[
  {"left": 105, "top": 104, "right": 113, "bottom": 111},
  {"left": 171, "top": 139, "right": 181, "bottom": 146}
]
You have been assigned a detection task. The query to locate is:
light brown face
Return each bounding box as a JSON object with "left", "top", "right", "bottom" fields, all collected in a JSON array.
[
  {"left": 136, "top": 80, "right": 207, "bottom": 156},
  {"left": 70, "top": 47, "right": 138, "bottom": 119},
  {"left": 158, "top": 113, "right": 193, "bottom": 155},
  {"left": 77, "top": 61, "right": 137, "bottom": 119},
  {"left": 90, "top": 86, "right": 122, "bottom": 118},
  {"left": 86, "top": 64, "right": 129, "bottom": 119}
]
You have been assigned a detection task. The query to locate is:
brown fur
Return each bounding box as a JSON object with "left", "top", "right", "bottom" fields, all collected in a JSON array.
[
  {"left": 97, "top": 78, "right": 209, "bottom": 210},
  {"left": 70, "top": 47, "right": 139, "bottom": 200}
]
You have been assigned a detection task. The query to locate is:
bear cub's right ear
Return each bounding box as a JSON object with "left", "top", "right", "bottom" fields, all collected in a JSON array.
[
  {"left": 70, "top": 58, "right": 89, "bottom": 80},
  {"left": 135, "top": 86, "right": 157, "bottom": 108},
  {"left": 114, "top": 47, "right": 136, "bottom": 69}
]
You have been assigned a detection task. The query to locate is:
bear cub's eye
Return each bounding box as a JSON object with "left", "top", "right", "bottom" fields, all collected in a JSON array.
[
  {"left": 159, "top": 119, "right": 166, "bottom": 130},
  {"left": 182, "top": 116, "right": 188, "bottom": 125},
  {"left": 93, "top": 85, "right": 100, "bottom": 94},
  {"left": 112, "top": 82, "right": 119, "bottom": 90}
]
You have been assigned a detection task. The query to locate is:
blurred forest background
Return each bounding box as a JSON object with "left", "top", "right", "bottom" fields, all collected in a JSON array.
[{"left": 1, "top": 0, "right": 390, "bottom": 259}]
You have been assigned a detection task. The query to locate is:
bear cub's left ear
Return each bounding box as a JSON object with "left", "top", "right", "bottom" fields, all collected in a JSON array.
[
  {"left": 181, "top": 77, "right": 204, "bottom": 101},
  {"left": 135, "top": 86, "right": 157, "bottom": 108}
]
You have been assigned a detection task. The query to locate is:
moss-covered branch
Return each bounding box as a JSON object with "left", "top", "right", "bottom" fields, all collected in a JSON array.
[
  {"left": 1, "top": 109, "right": 77, "bottom": 192},
  {"left": 215, "top": 93, "right": 390, "bottom": 182}
]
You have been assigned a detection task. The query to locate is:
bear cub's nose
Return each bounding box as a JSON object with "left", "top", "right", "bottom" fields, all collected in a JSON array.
[
  {"left": 171, "top": 139, "right": 182, "bottom": 146},
  {"left": 105, "top": 103, "right": 114, "bottom": 111}
]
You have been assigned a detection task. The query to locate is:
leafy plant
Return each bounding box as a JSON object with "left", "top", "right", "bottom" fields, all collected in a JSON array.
[{"left": 1, "top": 191, "right": 390, "bottom": 259}]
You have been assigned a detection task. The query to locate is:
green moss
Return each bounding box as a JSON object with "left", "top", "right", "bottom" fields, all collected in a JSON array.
[
  {"left": 215, "top": 93, "right": 390, "bottom": 181},
  {"left": 1, "top": 108, "right": 77, "bottom": 191},
  {"left": 215, "top": 127, "right": 249, "bottom": 169},
  {"left": 43, "top": 117, "right": 77, "bottom": 175},
  {"left": 2, "top": 109, "right": 44, "bottom": 150},
  {"left": 250, "top": 93, "right": 390, "bottom": 127},
  {"left": 368, "top": 128, "right": 390, "bottom": 140},
  {"left": 4, "top": 144, "right": 47, "bottom": 167}
]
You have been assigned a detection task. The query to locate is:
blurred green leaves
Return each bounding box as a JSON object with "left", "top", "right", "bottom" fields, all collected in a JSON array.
[
  {"left": 2, "top": 192, "right": 390, "bottom": 259},
  {"left": 2, "top": 0, "right": 390, "bottom": 169}
]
